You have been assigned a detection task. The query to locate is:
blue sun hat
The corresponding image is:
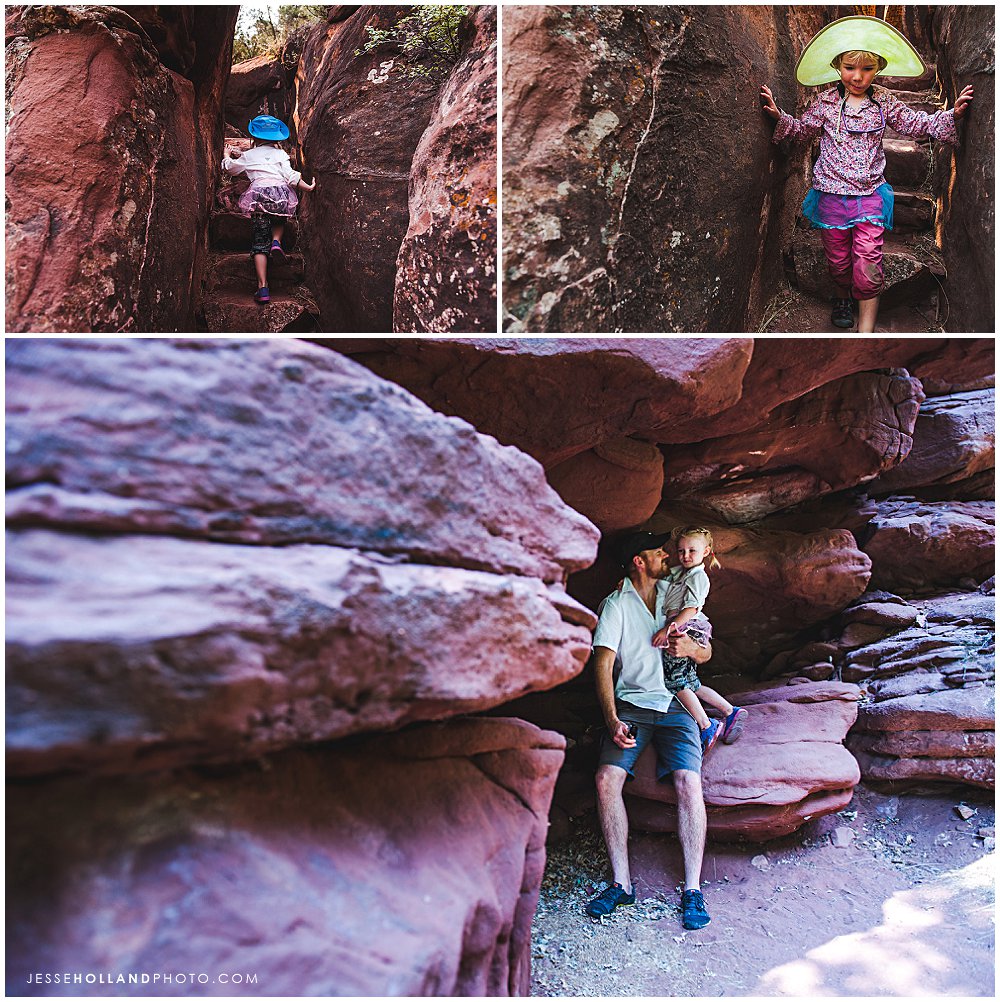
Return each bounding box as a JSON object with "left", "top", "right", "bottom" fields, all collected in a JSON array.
[{"left": 248, "top": 115, "right": 290, "bottom": 141}]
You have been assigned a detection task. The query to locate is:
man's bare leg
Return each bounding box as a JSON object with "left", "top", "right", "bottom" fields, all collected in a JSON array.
[
  {"left": 595, "top": 764, "right": 632, "bottom": 892},
  {"left": 673, "top": 768, "right": 706, "bottom": 890}
]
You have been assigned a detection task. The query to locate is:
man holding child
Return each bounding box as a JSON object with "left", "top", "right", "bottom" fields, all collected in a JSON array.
[{"left": 586, "top": 530, "right": 715, "bottom": 930}]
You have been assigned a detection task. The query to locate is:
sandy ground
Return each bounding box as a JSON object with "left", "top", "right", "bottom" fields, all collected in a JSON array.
[{"left": 531, "top": 784, "right": 995, "bottom": 998}]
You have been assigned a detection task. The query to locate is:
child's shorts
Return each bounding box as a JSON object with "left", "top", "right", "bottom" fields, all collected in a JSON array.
[
  {"left": 662, "top": 653, "right": 700, "bottom": 694},
  {"left": 250, "top": 212, "right": 278, "bottom": 256}
]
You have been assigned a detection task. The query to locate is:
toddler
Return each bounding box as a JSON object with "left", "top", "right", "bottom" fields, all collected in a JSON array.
[
  {"left": 760, "top": 15, "right": 973, "bottom": 332},
  {"left": 650, "top": 527, "right": 747, "bottom": 755},
  {"left": 221, "top": 115, "right": 316, "bottom": 304}
]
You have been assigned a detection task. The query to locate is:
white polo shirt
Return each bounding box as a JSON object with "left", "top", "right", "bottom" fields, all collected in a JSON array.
[{"left": 592, "top": 577, "right": 676, "bottom": 712}]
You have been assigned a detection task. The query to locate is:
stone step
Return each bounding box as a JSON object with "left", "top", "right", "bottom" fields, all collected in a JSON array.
[
  {"left": 200, "top": 289, "right": 318, "bottom": 333},
  {"left": 205, "top": 250, "right": 306, "bottom": 293},
  {"left": 788, "top": 229, "right": 946, "bottom": 310},
  {"left": 892, "top": 189, "right": 936, "bottom": 234},
  {"left": 210, "top": 211, "right": 299, "bottom": 251},
  {"left": 884, "top": 135, "right": 933, "bottom": 190},
  {"left": 760, "top": 283, "right": 942, "bottom": 334}
]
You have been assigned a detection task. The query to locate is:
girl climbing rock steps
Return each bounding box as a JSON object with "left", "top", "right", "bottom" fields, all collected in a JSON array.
[
  {"left": 221, "top": 115, "right": 316, "bottom": 304},
  {"left": 761, "top": 16, "right": 973, "bottom": 333}
]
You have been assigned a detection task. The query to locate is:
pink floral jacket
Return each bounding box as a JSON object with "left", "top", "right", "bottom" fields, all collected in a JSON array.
[{"left": 773, "top": 85, "right": 959, "bottom": 196}]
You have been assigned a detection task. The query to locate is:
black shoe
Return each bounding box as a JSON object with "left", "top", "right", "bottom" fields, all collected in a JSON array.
[
  {"left": 585, "top": 881, "right": 635, "bottom": 918},
  {"left": 681, "top": 888, "right": 711, "bottom": 930},
  {"left": 831, "top": 297, "right": 854, "bottom": 329}
]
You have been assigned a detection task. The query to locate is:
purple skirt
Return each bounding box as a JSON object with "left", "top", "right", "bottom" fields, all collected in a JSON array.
[{"left": 238, "top": 181, "right": 299, "bottom": 218}]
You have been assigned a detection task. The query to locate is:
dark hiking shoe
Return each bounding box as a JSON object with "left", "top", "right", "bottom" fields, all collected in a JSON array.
[
  {"left": 831, "top": 297, "right": 854, "bottom": 328},
  {"left": 681, "top": 889, "right": 711, "bottom": 930},
  {"left": 701, "top": 718, "right": 722, "bottom": 756},
  {"left": 722, "top": 707, "right": 748, "bottom": 744},
  {"left": 585, "top": 882, "right": 635, "bottom": 918}
]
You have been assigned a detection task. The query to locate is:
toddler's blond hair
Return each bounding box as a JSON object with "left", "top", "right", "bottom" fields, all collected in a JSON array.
[{"left": 671, "top": 525, "right": 722, "bottom": 572}]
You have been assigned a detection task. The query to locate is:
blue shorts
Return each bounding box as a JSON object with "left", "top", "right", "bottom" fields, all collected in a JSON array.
[{"left": 598, "top": 700, "right": 702, "bottom": 780}]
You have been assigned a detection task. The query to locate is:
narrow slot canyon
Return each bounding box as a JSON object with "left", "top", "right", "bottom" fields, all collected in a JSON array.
[
  {"left": 5, "top": 5, "right": 497, "bottom": 334},
  {"left": 501, "top": 4, "right": 994, "bottom": 333}
]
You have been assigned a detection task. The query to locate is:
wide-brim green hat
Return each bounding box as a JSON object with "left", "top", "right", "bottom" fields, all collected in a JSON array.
[{"left": 795, "top": 16, "right": 926, "bottom": 86}]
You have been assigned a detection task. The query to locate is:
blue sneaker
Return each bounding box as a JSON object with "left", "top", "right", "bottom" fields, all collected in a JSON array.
[
  {"left": 681, "top": 888, "right": 711, "bottom": 930},
  {"left": 701, "top": 719, "right": 721, "bottom": 756},
  {"left": 585, "top": 882, "right": 635, "bottom": 918},
  {"left": 254, "top": 286, "right": 270, "bottom": 304},
  {"left": 722, "top": 707, "right": 748, "bottom": 744}
]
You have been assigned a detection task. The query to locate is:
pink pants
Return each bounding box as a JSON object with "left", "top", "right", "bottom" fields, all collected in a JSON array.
[{"left": 820, "top": 221, "right": 885, "bottom": 300}]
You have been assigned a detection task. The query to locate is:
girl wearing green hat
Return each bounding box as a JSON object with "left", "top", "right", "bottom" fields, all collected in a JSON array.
[
  {"left": 222, "top": 115, "right": 317, "bottom": 304},
  {"left": 760, "top": 16, "right": 973, "bottom": 332}
]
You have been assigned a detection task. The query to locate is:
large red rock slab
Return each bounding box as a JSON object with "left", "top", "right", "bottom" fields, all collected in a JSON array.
[
  {"left": 6, "top": 529, "right": 594, "bottom": 776},
  {"left": 661, "top": 338, "right": 995, "bottom": 446},
  {"left": 932, "top": 6, "right": 996, "bottom": 333},
  {"left": 393, "top": 7, "right": 497, "bottom": 333},
  {"left": 625, "top": 682, "right": 862, "bottom": 841},
  {"left": 5, "top": 339, "right": 597, "bottom": 583},
  {"left": 868, "top": 388, "right": 995, "bottom": 497},
  {"left": 501, "top": 5, "right": 832, "bottom": 332},
  {"left": 6, "top": 717, "right": 562, "bottom": 996},
  {"left": 225, "top": 53, "right": 295, "bottom": 140},
  {"left": 663, "top": 370, "right": 924, "bottom": 523},
  {"left": 862, "top": 499, "right": 995, "bottom": 592},
  {"left": 5, "top": 5, "right": 236, "bottom": 332},
  {"left": 546, "top": 437, "right": 664, "bottom": 534},
  {"left": 332, "top": 337, "right": 753, "bottom": 467},
  {"left": 295, "top": 7, "right": 441, "bottom": 331}
]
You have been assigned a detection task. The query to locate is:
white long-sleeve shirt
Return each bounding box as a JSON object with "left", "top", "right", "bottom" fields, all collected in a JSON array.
[{"left": 221, "top": 145, "right": 301, "bottom": 187}]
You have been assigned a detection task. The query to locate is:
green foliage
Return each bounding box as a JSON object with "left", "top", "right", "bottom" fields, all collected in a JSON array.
[
  {"left": 356, "top": 6, "right": 470, "bottom": 82},
  {"left": 233, "top": 5, "right": 327, "bottom": 64}
]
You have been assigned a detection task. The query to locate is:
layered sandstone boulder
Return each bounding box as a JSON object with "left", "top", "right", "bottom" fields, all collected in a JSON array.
[
  {"left": 626, "top": 682, "right": 862, "bottom": 841},
  {"left": 662, "top": 369, "right": 924, "bottom": 523},
  {"left": 6, "top": 338, "right": 599, "bottom": 994},
  {"left": 867, "top": 388, "right": 995, "bottom": 498},
  {"left": 861, "top": 499, "right": 995, "bottom": 592},
  {"left": 4, "top": 5, "right": 236, "bottom": 332},
  {"left": 393, "top": 6, "right": 497, "bottom": 332},
  {"left": 7, "top": 717, "right": 563, "bottom": 996}
]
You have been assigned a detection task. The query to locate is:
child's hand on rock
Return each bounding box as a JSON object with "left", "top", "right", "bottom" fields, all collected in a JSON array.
[
  {"left": 298, "top": 178, "right": 316, "bottom": 192},
  {"left": 225, "top": 147, "right": 241, "bottom": 159},
  {"left": 954, "top": 85, "right": 974, "bottom": 119},
  {"left": 760, "top": 84, "right": 781, "bottom": 120}
]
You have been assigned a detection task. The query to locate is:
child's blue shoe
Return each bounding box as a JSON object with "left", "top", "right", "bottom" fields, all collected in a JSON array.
[
  {"left": 270, "top": 239, "right": 286, "bottom": 262},
  {"left": 254, "top": 286, "right": 270, "bottom": 304},
  {"left": 722, "top": 707, "right": 748, "bottom": 744},
  {"left": 701, "top": 719, "right": 722, "bottom": 756}
]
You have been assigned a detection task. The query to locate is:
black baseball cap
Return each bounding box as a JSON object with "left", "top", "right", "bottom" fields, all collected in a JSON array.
[{"left": 617, "top": 531, "right": 671, "bottom": 568}]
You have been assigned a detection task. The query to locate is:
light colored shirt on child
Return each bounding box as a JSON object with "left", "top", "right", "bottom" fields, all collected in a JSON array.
[
  {"left": 221, "top": 145, "right": 302, "bottom": 187},
  {"left": 773, "top": 85, "right": 959, "bottom": 195},
  {"left": 661, "top": 564, "right": 710, "bottom": 617}
]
